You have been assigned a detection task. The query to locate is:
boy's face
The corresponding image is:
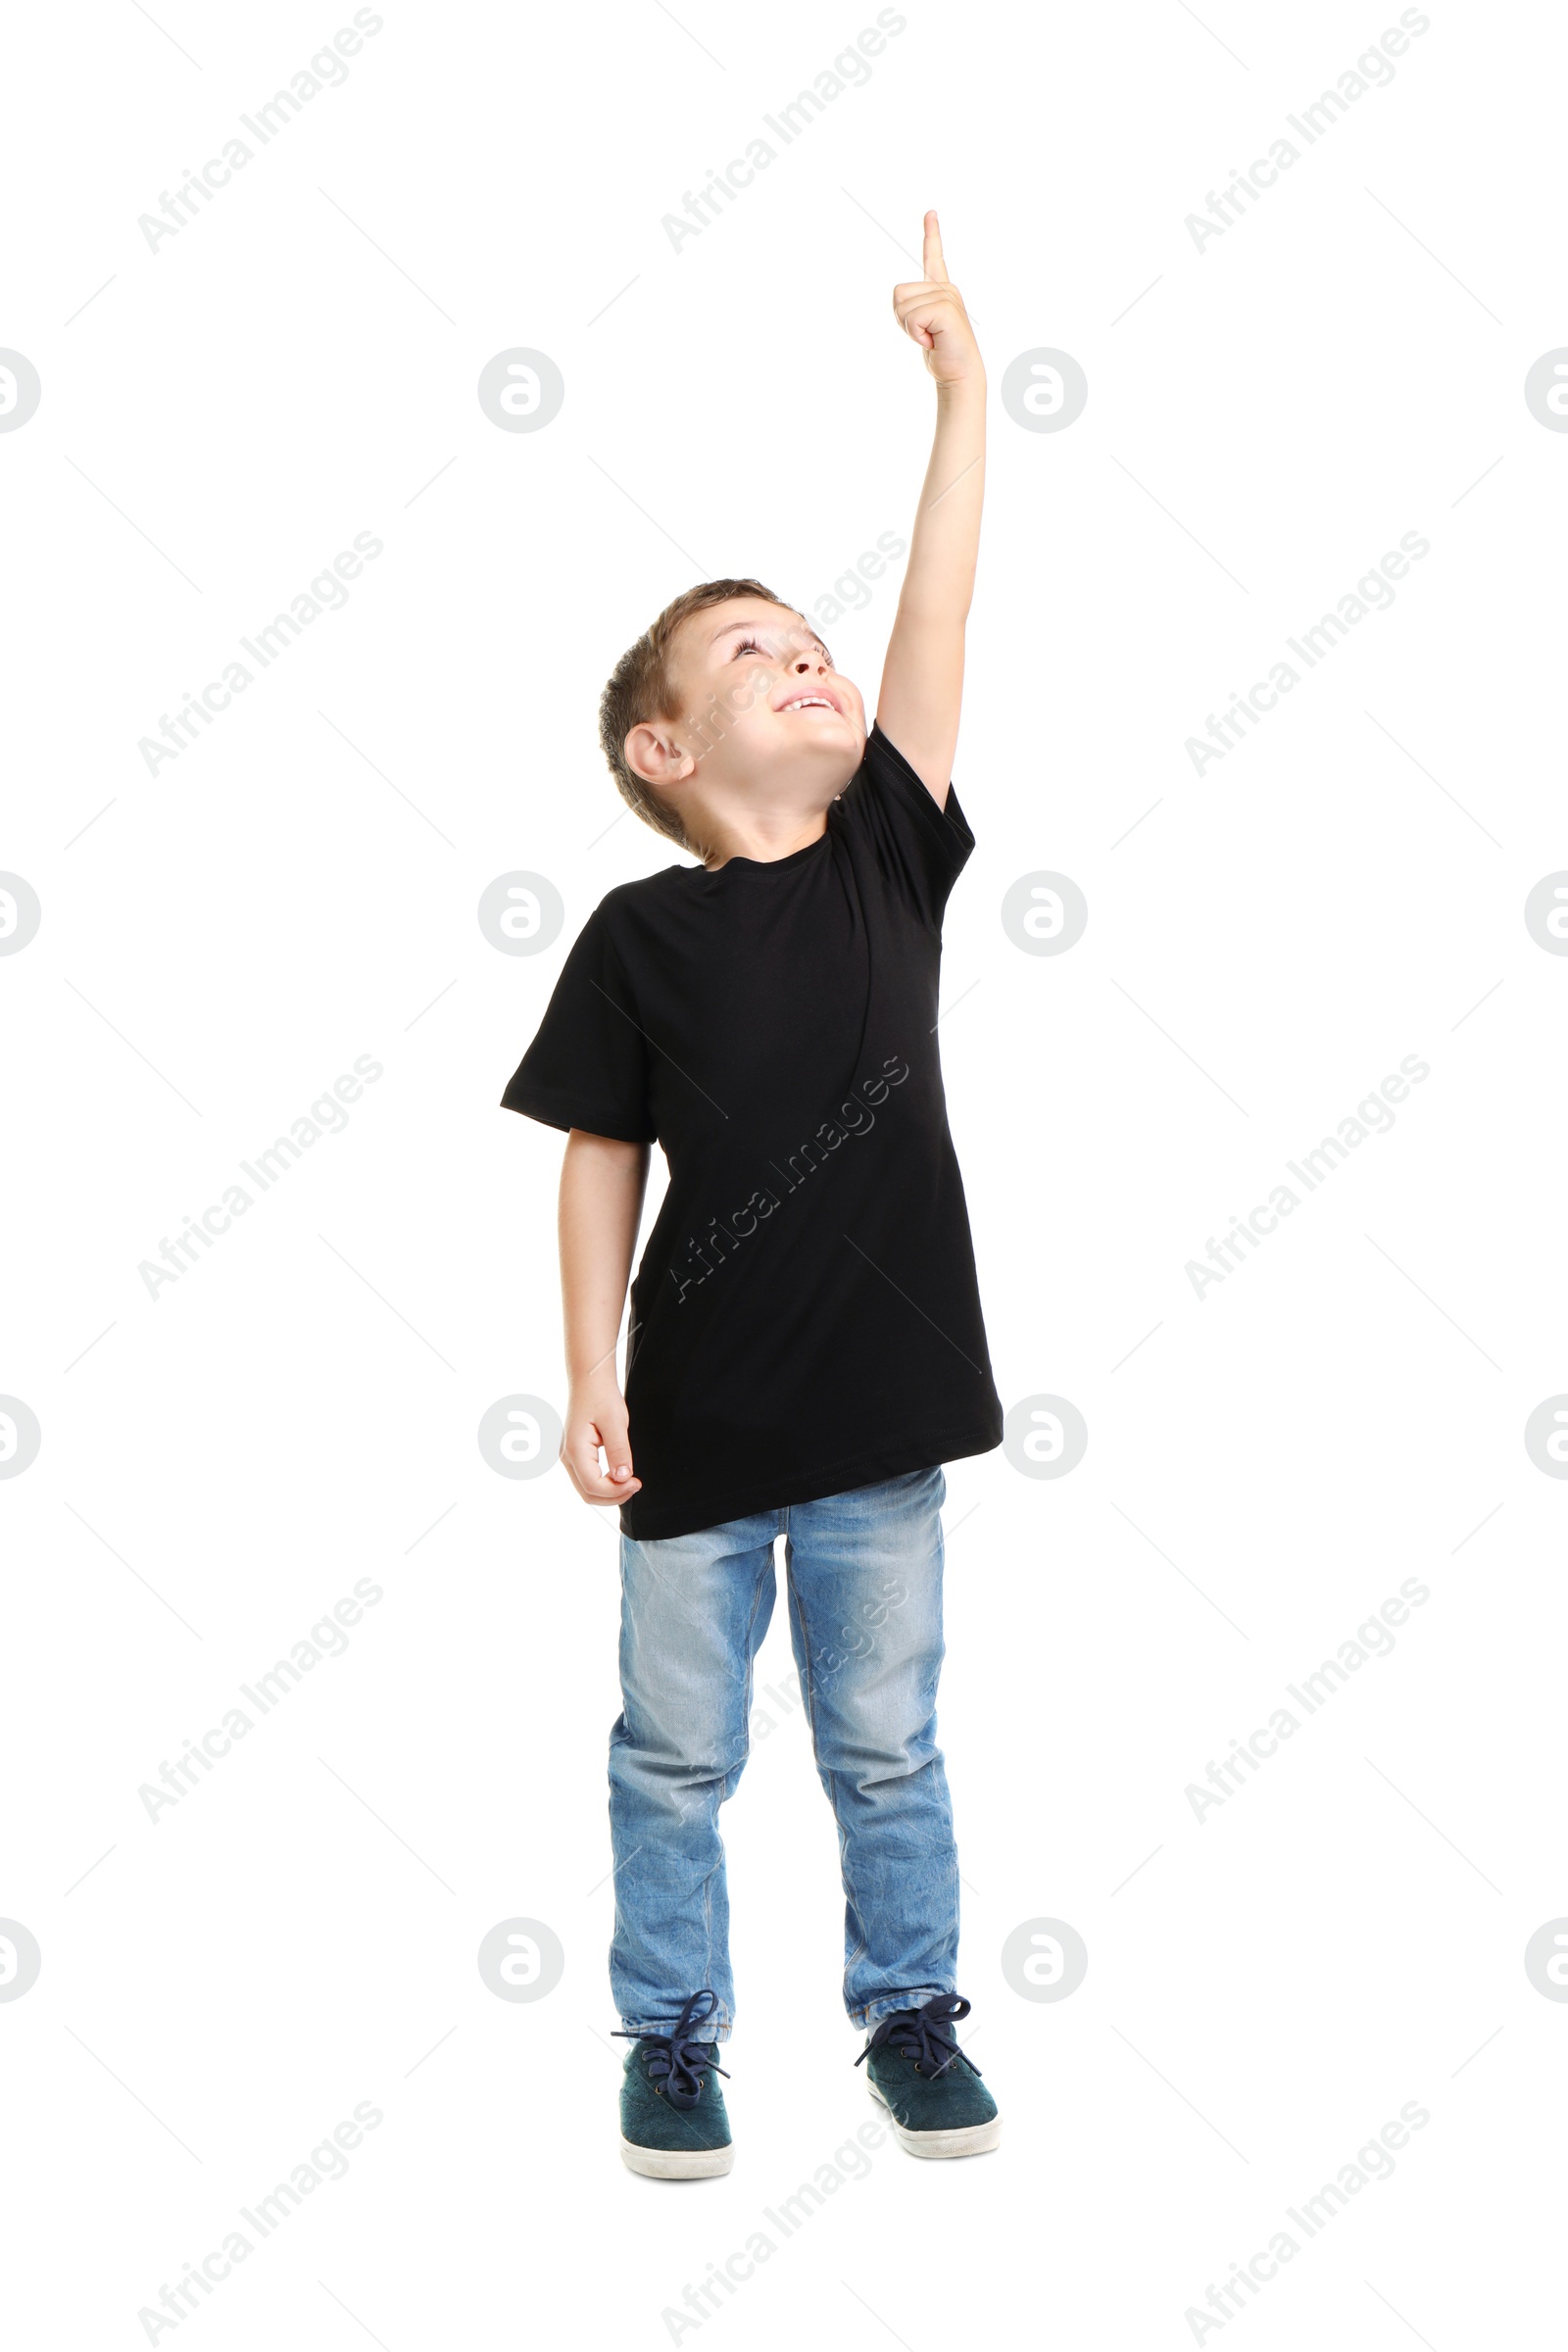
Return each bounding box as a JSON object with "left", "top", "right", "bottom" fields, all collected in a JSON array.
[{"left": 626, "top": 597, "right": 867, "bottom": 840}]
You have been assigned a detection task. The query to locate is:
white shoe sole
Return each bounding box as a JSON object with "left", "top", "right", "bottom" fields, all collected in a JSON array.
[
  {"left": 620, "top": 2134, "right": 734, "bottom": 2180},
  {"left": 867, "top": 2077, "right": 1002, "bottom": 2159}
]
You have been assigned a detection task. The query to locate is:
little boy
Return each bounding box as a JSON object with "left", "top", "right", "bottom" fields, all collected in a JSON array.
[{"left": 503, "top": 215, "right": 1003, "bottom": 2176}]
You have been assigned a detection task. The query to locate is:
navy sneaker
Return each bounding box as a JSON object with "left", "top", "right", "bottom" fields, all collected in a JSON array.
[
  {"left": 613, "top": 1988, "right": 733, "bottom": 2179},
  {"left": 856, "top": 1991, "right": 1000, "bottom": 2158}
]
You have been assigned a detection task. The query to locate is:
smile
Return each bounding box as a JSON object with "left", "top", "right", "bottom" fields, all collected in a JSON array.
[{"left": 781, "top": 696, "right": 837, "bottom": 712}]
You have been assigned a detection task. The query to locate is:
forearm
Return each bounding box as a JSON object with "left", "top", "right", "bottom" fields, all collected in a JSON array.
[
  {"left": 898, "top": 374, "right": 987, "bottom": 628},
  {"left": 559, "top": 1129, "right": 648, "bottom": 1382}
]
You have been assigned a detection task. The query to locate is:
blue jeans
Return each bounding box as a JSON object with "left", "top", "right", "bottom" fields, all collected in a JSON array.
[{"left": 609, "top": 1466, "right": 959, "bottom": 2039}]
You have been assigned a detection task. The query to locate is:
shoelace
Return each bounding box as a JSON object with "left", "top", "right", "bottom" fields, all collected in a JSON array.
[
  {"left": 612, "top": 1986, "right": 731, "bottom": 2111},
  {"left": 854, "top": 1990, "right": 980, "bottom": 2080}
]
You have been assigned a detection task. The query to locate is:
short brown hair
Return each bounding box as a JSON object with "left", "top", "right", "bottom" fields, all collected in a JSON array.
[{"left": 598, "top": 577, "right": 797, "bottom": 854}]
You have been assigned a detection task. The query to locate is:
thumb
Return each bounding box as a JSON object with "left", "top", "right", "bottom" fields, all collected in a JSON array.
[{"left": 601, "top": 1418, "right": 637, "bottom": 1486}]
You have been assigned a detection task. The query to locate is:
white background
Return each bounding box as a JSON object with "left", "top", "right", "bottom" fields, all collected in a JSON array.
[{"left": 4, "top": 0, "right": 1566, "bottom": 2343}]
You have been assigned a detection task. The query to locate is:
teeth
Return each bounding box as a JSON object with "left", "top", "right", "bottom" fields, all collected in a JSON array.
[{"left": 785, "top": 697, "right": 832, "bottom": 710}]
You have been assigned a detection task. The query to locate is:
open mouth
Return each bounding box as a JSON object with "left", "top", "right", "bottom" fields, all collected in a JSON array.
[{"left": 779, "top": 694, "right": 839, "bottom": 714}]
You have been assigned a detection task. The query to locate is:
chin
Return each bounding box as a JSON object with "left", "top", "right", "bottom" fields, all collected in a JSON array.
[{"left": 774, "top": 719, "right": 857, "bottom": 760}]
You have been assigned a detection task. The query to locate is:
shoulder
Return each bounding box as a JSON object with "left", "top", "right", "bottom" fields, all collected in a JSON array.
[
  {"left": 859, "top": 723, "right": 926, "bottom": 790},
  {"left": 843, "top": 723, "right": 973, "bottom": 850},
  {"left": 564, "top": 864, "right": 710, "bottom": 982},
  {"left": 586, "top": 862, "right": 700, "bottom": 938},
  {"left": 832, "top": 723, "right": 976, "bottom": 921}
]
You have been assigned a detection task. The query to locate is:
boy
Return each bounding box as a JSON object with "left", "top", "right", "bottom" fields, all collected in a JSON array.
[{"left": 503, "top": 215, "right": 1002, "bottom": 2176}]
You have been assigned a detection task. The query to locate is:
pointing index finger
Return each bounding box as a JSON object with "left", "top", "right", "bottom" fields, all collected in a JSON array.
[{"left": 921, "top": 209, "right": 949, "bottom": 284}]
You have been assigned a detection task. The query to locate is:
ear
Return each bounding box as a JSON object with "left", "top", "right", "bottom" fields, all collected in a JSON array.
[{"left": 623, "top": 721, "right": 697, "bottom": 791}]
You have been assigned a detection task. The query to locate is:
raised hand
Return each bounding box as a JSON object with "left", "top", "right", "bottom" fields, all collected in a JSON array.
[{"left": 892, "top": 211, "right": 983, "bottom": 388}]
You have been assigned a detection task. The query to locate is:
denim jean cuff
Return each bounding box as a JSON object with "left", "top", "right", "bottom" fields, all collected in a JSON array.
[
  {"left": 848, "top": 1985, "right": 955, "bottom": 2032},
  {"left": 619, "top": 2015, "right": 734, "bottom": 2043}
]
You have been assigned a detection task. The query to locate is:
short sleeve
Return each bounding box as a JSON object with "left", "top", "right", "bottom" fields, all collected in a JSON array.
[
  {"left": 838, "top": 722, "right": 975, "bottom": 926},
  {"left": 500, "top": 907, "right": 655, "bottom": 1143}
]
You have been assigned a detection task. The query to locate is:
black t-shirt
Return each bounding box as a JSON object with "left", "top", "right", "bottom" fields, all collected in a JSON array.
[{"left": 502, "top": 723, "right": 1003, "bottom": 1539}]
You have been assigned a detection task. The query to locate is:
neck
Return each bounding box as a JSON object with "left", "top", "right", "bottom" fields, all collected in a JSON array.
[{"left": 700, "top": 806, "right": 830, "bottom": 871}]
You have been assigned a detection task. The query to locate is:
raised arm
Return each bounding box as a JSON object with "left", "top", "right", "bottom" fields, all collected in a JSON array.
[
  {"left": 875, "top": 211, "right": 986, "bottom": 808},
  {"left": 559, "top": 1127, "right": 649, "bottom": 1505}
]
